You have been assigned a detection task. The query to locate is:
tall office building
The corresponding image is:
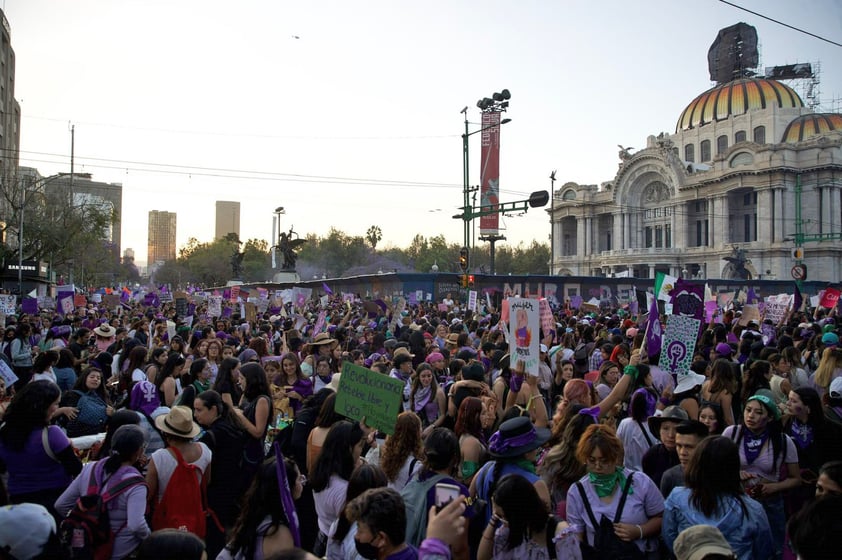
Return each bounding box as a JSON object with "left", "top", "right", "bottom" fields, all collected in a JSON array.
[
  {"left": 147, "top": 211, "right": 177, "bottom": 264},
  {"left": 0, "top": 10, "right": 20, "bottom": 186},
  {"left": 215, "top": 201, "right": 240, "bottom": 240},
  {"left": 43, "top": 173, "right": 123, "bottom": 255}
]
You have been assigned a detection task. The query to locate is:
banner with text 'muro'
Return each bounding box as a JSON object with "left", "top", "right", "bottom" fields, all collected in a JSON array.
[
  {"left": 479, "top": 111, "right": 501, "bottom": 235},
  {"left": 335, "top": 362, "right": 404, "bottom": 435}
]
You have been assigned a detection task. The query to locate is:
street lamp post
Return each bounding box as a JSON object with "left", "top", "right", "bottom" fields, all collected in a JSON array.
[{"left": 460, "top": 91, "right": 512, "bottom": 270}]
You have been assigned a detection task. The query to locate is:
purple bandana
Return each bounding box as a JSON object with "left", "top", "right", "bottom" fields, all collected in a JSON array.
[
  {"left": 489, "top": 426, "right": 537, "bottom": 456},
  {"left": 743, "top": 428, "right": 770, "bottom": 464},
  {"left": 509, "top": 374, "right": 524, "bottom": 394},
  {"left": 790, "top": 418, "right": 813, "bottom": 449}
]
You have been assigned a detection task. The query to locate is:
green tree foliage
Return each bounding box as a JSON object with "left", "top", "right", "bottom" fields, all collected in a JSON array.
[
  {"left": 161, "top": 228, "right": 549, "bottom": 288},
  {"left": 365, "top": 225, "right": 382, "bottom": 250}
]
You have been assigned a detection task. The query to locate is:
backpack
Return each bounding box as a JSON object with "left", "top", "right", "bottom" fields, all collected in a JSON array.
[
  {"left": 151, "top": 445, "right": 209, "bottom": 538},
  {"left": 59, "top": 461, "right": 146, "bottom": 560},
  {"left": 75, "top": 391, "right": 109, "bottom": 427},
  {"left": 399, "top": 471, "right": 446, "bottom": 547},
  {"left": 573, "top": 342, "right": 593, "bottom": 375},
  {"left": 576, "top": 473, "right": 644, "bottom": 560}
]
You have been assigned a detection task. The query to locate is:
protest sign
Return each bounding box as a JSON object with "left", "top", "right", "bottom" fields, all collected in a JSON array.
[
  {"left": 74, "top": 294, "right": 87, "bottom": 308},
  {"left": 820, "top": 287, "right": 840, "bottom": 309},
  {"left": 60, "top": 296, "right": 74, "bottom": 315},
  {"left": 468, "top": 290, "right": 477, "bottom": 312},
  {"left": 437, "top": 303, "right": 449, "bottom": 312},
  {"left": 21, "top": 298, "right": 38, "bottom": 315},
  {"left": 659, "top": 315, "right": 701, "bottom": 378},
  {"left": 229, "top": 286, "right": 240, "bottom": 303},
  {"left": 0, "top": 360, "right": 17, "bottom": 387},
  {"left": 336, "top": 362, "right": 404, "bottom": 434},
  {"left": 737, "top": 304, "right": 761, "bottom": 327},
  {"left": 175, "top": 297, "right": 188, "bottom": 317},
  {"left": 669, "top": 279, "right": 704, "bottom": 324},
  {"left": 539, "top": 298, "right": 554, "bottom": 336},
  {"left": 764, "top": 294, "right": 791, "bottom": 323},
  {"left": 0, "top": 295, "right": 15, "bottom": 315},
  {"left": 508, "top": 298, "right": 540, "bottom": 376},
  {"left": 159, "top": 291, "right": 174, "bottom": 303},
  {"left": 244, "top": 302, "right": 257, "bottom": 323},
  {"left": 103, "top": 294, "right": 120, "bottom": 308},
  {"left": 208, "top": 296, "right": 223, "bottom": 317},
  {"left": 704, "top": 300, "right": 718, "bottom": 323}
]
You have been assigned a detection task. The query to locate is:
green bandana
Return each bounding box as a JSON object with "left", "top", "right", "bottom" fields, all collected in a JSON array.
[
  {"left": 588, "top": 466, "right": 632, "bottom": 498},
  {"left": 514, "top": 458, "right": 537, "bottom": 475}
]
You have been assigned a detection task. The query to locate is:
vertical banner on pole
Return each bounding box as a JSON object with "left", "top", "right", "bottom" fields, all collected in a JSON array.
[{"left": 479, "top": 111, "right": 501, "bottom": 235}]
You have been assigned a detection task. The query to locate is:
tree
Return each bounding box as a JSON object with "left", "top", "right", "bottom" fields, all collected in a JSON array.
[{"left": 366, "top": 225, "right": 382, "bottom": 250}]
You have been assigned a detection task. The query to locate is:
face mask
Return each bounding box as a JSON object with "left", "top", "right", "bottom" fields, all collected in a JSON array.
[{"left": 355, "top": 538, "right": 379, "bottom": 560}]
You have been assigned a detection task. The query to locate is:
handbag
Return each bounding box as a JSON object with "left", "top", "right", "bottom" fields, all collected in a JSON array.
[{"left": 576, "top": 473, "right": 645, "bottom": 560}]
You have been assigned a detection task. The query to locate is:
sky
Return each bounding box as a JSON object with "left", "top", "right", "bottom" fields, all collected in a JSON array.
[{"left": 3, "top": 0, "right": 841, "bottom": 267}]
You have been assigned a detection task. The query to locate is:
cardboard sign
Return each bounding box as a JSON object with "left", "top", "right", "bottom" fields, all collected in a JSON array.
[
  {"left": 658, "top": 315, "right": 701, "bottom": 377},
  {"left": 738, "top": 304, "right": 761, "bottom": 327},
  {"left": 245, "top": 302, "right": 257, "bottom": 323},
  {"left": 508, "top": 297, "right": 540, "bottom": 376},
  {"left": 335, "top": 362, "right": 404, "bottom": 434}
]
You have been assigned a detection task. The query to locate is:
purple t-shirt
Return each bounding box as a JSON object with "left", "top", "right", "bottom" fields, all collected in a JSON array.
[
  {"left": 566, "top": 468, "right": 665, "bottom": 554},
  {"left": 0, "top": 426, "right": 74, "bottom": 495}
]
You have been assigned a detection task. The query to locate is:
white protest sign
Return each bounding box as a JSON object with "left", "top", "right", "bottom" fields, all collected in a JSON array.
[
  {"left": 208, "top": 296, "right": 223, "bottom": 317},
  {"left": 0, "top": 360, "right": 17, "bottom": 386},
  {"left": 0, "top": 295, "right": 15, "bottom": 315},
  {"left": 468, "top": 290, "right": 477, "bottom": 312}
]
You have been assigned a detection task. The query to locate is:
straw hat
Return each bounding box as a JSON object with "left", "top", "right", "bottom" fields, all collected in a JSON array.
[
  {"left": 93, "top": 324, "right": 116, "bottom": 338},
  {"left": 154, "top": 405, "right": 201, "bottom": 439},
  {"left": 393, "top": 347, "right": 415, "bottom": 359},
  {"left": 308, "top": 332, "right": 338, "bottom": 348}
]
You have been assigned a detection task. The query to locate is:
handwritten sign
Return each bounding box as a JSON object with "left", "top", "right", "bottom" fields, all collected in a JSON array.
[
  {"left": 658, "top": 315, "right": 701, "bottom": 378},
  {"left": 0, "top": 360, "right": 18, "bottom": 387},
  {"left": 0, "top": 295, "right": 16, "bottom": 315},
  {"left": 208, "top": 296, "right": 222, "bottom": 317},
  {"left": 467, "top": 290, "right": 477, "bottom": 312},
  {"left": 507, "top": 297, "right": 540, "bottom": 376},
  {"left": 336, "top": 362, "right": 404, "bottom": 434}
]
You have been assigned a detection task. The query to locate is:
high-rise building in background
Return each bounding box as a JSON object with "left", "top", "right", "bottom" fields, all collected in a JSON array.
[
  {"left": 147, "top": 210, "right": 177, "bottom": 264},
  {"left": 0, "top": 9, "right": 20, "bottom": 188},
  {"left": 43, "top": 173, "right": 123, "bottom": 255},
  {"left": 215, "top": 201, "right": 240, "bottom": 240}
]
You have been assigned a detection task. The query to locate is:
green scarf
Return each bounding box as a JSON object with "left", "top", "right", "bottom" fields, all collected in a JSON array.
[
  {"left": 588, "top": 466, "right": 632, "bottom": 498},
  {"left": 193, "top": 379, "right": 211, "bottom": 393},
  {"left": 514, "top": 458, "right": 537, "bottom": 475}
]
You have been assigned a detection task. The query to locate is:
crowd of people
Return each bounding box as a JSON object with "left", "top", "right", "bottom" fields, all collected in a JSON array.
[{"left": 0, "top": 288, "right": 841, "bottom": 559}]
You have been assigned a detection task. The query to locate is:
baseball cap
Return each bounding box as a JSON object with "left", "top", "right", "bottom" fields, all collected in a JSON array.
[
  {"left": 673, "top": 524, "right": 736, "bottom": 560},
  {"left": 715, "top": 342, "right": 733, "bottom": 357},
  {"left": 830, "top": 377, "right": 842, "bottom": 400},
  {"left": 0, "top": 503, "right": 57, "bottom": 559},
  {"left": 822, "top": 332, "right": 839, "bottom": 347}
]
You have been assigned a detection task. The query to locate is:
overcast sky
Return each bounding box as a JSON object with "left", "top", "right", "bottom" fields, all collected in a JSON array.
[{"left": 4, "top": 0, "right": 841, "bottom": 266}]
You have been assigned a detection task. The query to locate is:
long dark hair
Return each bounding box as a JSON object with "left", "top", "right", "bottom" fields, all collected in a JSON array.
[
  {"left": 493, "top": 474, "right": 549, "bottom": 551},
  {"left": 195, "top": 390, "right": 241, "bottom": 428},
  {"left": 73, "top": 367, "right": 110, "bottom": 404},
  {"left": 240, "top": 362, "right": 271, "bottom": 401},
  {"left": 741, "top": 360, "right": 771, "bottom": 403},
  {"left": 212, "top": 357, "right": 240, "bottom": 393},
  {"left": 0, "top": 380, "right": 60, "bottom": 450},
  {"left": 103, "top": 424, "right": 146, "bottom": 475},
  {"left": 684, "top": 436, "right": 749, "bottom": 518},
  {"left": 99, "top": 409, "right": 141, "bottom": 458},
  {"left": 156, "top": 354, "right": 186, "bottom": 394},
  {"left": 310, "top": 421, "right": 364, "bottom": 492},
  {"left": 227, "top": 457, "right": 298, "bottom": 559},
  {"left": 333, "top": 463, "right": 388, "bottom": 542}
]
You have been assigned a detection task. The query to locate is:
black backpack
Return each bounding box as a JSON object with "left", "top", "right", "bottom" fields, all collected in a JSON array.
[
  {"left": 576, "top": 473, "right": 645, "bottom": 560},
  {"left": 60, "top": 463, "right": 146, "bottom": 560}
]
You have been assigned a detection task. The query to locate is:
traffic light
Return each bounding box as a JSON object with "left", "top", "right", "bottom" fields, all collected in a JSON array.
[
  {"left": 460, "top": 274, "right": 468, "bottom": 288},
  {"left": 467, "top": 274, "right": 475, "bottom": 288},
  {"left": 459, "top": 247, "right": 469, "bottom": 272}
]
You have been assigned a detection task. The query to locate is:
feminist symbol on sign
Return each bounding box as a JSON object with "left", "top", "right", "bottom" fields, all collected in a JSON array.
[{"left": 666, "top": 341, "right": 686, "bottom": 371}]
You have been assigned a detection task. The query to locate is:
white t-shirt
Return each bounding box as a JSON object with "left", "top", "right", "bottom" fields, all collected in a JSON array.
[
  {"left": 150, "top": 443, "right": 212, "bottom": 502},
  {"left": 131, "top": 368, "right": 147, "bottom": 384},
  {"left": 616, "top": 417, "right": 657, "bottom": 471},
  {"left": 315, "top": 474, "right": 349, "bottom": 537},
  {"left": 721, "top": 425, "right": 798, "bottom": 482}
]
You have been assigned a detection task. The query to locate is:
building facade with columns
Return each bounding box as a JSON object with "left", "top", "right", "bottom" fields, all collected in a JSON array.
[{"left": 549, "top": 76, "right": 842, "bottom": 282}]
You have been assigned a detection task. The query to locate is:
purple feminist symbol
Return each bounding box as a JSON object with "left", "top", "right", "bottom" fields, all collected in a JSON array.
[{"left": 666, "top": 341, "right": 686, "bottom": 371}]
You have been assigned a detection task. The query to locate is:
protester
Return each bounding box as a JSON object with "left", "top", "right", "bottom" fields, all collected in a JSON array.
[
  {"left": 642, "top": 405, "right": 689, "bottom": 487},
  {"left": 346, "top": 487, "right": 418, "bottom": 560}
]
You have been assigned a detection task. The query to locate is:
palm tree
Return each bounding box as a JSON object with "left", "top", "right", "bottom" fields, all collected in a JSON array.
[{"left": 366, "top": 225, "right": 383, "bottom": 251}]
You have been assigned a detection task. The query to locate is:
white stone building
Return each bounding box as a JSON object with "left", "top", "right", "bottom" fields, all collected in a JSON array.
[{"left": 549, "top": 76, "right": 842, "bottom": 282}]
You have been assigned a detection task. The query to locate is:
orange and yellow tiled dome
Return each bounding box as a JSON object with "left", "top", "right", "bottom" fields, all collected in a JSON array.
[
  {"left": 781, "top": 113, "right": 842, "bottom": 143},
  {"left": 676, "top": 78, "right": 803, "bottom": 132}
]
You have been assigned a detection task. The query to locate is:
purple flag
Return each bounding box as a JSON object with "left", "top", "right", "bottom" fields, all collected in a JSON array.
[
  {"left": 793, "top": 283, "right": 803, "bottom": 312},
  {"left": 645, "top": 294, "right": 662, "bottom": 359},
  {"left": 322, "top": 282, "right": 333, "bottom": 295},
  {"left": 746, "top": 287, "right": 758, "bottom": 304},
  {"left": 273, "top": 442, "right": 300, "bottom": 546}
]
